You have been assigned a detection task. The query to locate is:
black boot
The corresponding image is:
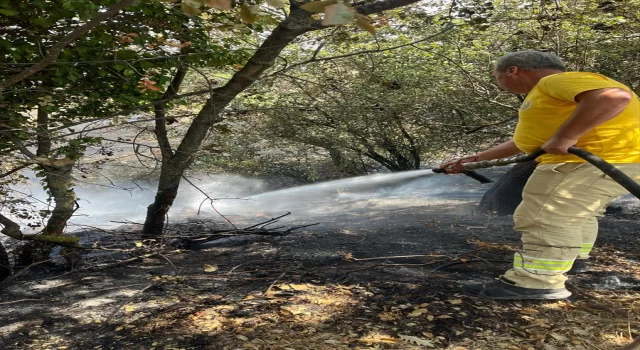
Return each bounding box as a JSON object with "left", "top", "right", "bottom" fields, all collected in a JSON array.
[
  {"left": 567, "top": 259, "right": 590, "bottom": 275},
  {"left": 458, "top": 277, "right": 571, "bottom": 300}
]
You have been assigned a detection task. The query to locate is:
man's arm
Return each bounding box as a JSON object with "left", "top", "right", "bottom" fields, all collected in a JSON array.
[
  {"left": 473, "top": 139, "right": 522, "bottom": 161},
  {"left": 542, "top": 88, "right": 633, "bottom": 154},
  {"left": 440, "top": 139, "right": 521, "bottom": 173}
]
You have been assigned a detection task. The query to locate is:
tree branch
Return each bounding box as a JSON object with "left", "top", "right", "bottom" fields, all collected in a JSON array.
[
  {"left": 269, "top": 23, "right": 455, "bottom": 77},
  {"left": 154, "top": 65, "right": 189, "bottom": 161},
  {"left": 36, "top": 106, "right": 51, "bottom": 157},
  {"left": 1, "top": 130, "right": 36, "bottom": 159},
  {"left": 0, "top": 0, "right": 136, "bottom": 91},
  {"left": 0, "top": 164, "right": 30, "bottom": 179}
]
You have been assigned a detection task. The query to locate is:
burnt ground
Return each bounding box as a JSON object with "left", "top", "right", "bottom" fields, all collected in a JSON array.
[{"left": 1, "top": 199, "right": 640, "bottom": 350}]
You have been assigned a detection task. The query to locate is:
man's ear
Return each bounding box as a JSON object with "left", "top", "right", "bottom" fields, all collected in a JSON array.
[{"left": 507, "top": 66, "right": 518, "bottom": 75}]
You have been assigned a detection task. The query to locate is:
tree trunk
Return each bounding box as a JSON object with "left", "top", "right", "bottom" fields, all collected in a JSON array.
[
  {"left": 142, "top": 10, "right": 316, "bottom": 236},
  {"left": 13, "top": 107, "right": 79, "bottom": 265},
  {"left": 478, "top": 160, "right": 537, "bottom": 215},
  {"left": 0, "top": 241, "right": 10, "bottom": 282},
  {"left": 42, "top": 164, "right": 76, "bottom": 235},
  {"left": 143, "top": 160, "right": 182, "bottom": 236}
]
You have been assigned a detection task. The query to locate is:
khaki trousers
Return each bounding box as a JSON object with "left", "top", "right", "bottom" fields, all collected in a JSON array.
[{"left": 502, "top": 162, "right": 640, "bottom": 289}]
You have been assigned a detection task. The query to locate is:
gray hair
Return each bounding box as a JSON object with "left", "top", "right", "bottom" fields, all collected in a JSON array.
[{"left": 495, "top": 50, "right": 566, "bottom": 72}]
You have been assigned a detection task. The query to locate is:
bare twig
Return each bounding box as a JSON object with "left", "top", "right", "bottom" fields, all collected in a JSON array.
[
  {"left": 157, "top": 252, "right": 179, "bottom": 275},
  {"left": 182, "top": 175, "right": 238, "bottom": 229},
  {"left": 263, "top": 270, "right": 287, "bottom": 296},
  {"left": 352, "top": 254, "right": 445, "bottom": 261},
  {"left": 0, "top": 298, "right": 44, "bottom": 305}
]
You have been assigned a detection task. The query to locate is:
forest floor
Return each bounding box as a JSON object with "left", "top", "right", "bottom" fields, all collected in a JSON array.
[{"left": 1, "top": 199, "right": 640, "bottom": 350}]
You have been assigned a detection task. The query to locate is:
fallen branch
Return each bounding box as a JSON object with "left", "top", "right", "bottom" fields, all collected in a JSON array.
[
  {"left": 0, "top": 258, "right": 55, "bottom": 289},
  {"left": 351, "top": 254, "right": 446, "bottom": 261},
  {"left": 0, "top": 213, "right": 80, "bottom": 246},
  {"left": 430, "top": 259, "right": 511, "bottom": 272},
  {"left": 173, "top": 212, "right": 319, "bottom": 249}
]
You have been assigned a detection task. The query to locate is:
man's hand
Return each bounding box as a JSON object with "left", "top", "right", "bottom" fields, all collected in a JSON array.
[
  {"left": 541, "top": 135, "right": 578, "bottom": 154},
  {"left": 439, "top": 155, "right": 479, "bottom": 174}
]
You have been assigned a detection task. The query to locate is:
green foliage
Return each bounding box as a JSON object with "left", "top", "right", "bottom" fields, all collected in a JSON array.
[
  {"left": 218, "top": 0, "right": 640, "bottom": 173},
  {"left": 0, "top": 0, "right": 250, "bottom": 232}
]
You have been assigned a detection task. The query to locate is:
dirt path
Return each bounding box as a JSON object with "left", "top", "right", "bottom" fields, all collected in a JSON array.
[{"left": 1, "top": 200, "right": 640, "bottom": 349}]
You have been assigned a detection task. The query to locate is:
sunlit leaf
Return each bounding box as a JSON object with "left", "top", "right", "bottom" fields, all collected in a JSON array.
[
  {"left": 299, "top": 0, "right": 337, "bottom": 13},
  {"left": 355, "top": 14, "right": 376, "bottom": 34},
  {"left": 322, "top": 3, "right": 354, "bottom": 26},
  {"left": 240, "top": 4, "right": 258, "bottom": 23},
  {"left": 266, "top": 0, "right": 287, "bottom": 9},
  {"left": 181, "top": 2, "right": 202, "bottom": 16},
  {"left": 204, "top": 0, "right": 232, "bottom": 10}
]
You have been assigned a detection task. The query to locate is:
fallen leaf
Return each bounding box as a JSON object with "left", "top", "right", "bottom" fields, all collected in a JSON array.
[
  {"left": 399, "top": 334, "right": 434, "bottom": 347},
  {"left": 203, "top": 264, "right": 218, "bottom": 273},
  {"left": 573, "top": 329, "right": 590, "bottom": 336},
  {"left": 236, "top": 335, "right": 249, "bottom": 341},
  {"left": 447, "top": 299, "right": 463, "bottom": 305},
  {"left": 550, "top": 333, "right": 569, "bottom": 342},
  {"left": 520, "top": 308, "right": 539, "bottom": 315},
  {"left": 377, "top": 312, "right": 397, "bottom": 321},
  {"left": 436, "top": 315, "right": 452, "bottom": 319},
  {"left": 408, "top": 308, "right": 428, "bottom": 317},
  {"left": 288, "top": 284, "right": 309, "bottom": 291}
]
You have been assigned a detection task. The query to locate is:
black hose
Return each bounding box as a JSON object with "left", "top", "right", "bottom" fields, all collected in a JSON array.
[
  {"left": 432, "top": 147, "right": 640, "bottom": 200},
  {"left": 431, "top": 168, "right": 494, "bottom": 184},
  {"left": 567, "top": 147, "right": 640, "bottom": 199}
]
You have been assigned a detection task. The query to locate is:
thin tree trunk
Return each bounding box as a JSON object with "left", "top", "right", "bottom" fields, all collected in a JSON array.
[
  {"left": 42, "top": 164, "right": 76, "bottom": 235},
  {"left": 0, "top": 241, "right": 10, "bottom": 281},
  {"left": 142, "top": 10, "right": 316, "bottom": 235},
  {"left": 35, "top": 107, "right": 78, "bottom": 235},
  {"left": 142, "top": 0, "right": 429, "bottom": 235},
  {"left": 13, "top": 108, "right": 79, "bottom": 265}
]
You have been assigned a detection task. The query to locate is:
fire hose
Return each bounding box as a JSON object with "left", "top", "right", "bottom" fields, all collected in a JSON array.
[{"left": 432, "top": 146, "right": 640, "bottom": 200}]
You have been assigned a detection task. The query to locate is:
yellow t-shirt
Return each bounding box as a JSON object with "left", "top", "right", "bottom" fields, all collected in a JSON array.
[{"left": 513, "top": 72, "right": 640, "bottom": 164}]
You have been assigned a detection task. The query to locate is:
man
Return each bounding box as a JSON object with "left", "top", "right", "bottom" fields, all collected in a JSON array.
[{"left": 440, "top": 50, "right": 640, "bottom": 300}]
